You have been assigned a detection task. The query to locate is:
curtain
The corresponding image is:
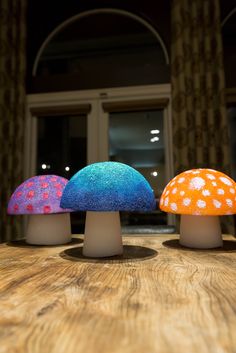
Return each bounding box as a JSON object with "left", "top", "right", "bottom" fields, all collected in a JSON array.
[
  {"left": 0, "top": 0, "right": 27, "bottom": 241},
  {"left": 171, "top": 0, "right": 233, "bottom": 233},
  {"left": 171, "top": 0, "right": 230, "bottom": 173}
]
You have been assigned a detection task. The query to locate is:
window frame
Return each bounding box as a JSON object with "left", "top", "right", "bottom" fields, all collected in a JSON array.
[{"left": 25, "top": 83, "right": 174, "bottom": 225}]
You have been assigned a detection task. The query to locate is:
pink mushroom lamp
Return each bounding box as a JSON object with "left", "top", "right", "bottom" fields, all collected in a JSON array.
[
  {"left": 160, "top": 169, "right": 236, "bottom": 249},
  {"left": 8, "top": 175, "right": 72, "bottom": 245}
]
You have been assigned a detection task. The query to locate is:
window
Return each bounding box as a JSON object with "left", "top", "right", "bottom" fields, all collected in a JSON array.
[
  {"left": 31, "top": 9, "right": 169, "bottom": 92},
  {"left": 109, "top": 109, "right": 168, "bottom": 227},
  {"left": 26, "top": 85, "right": 173, "bottom": 232},
  {"left": 37, "top": 114, "right": 87, "bottom": 178},
  {"left": 27, "top": 9, "right": 172, "bottom": 233}
]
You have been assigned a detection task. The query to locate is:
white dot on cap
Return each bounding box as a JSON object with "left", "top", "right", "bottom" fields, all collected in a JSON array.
[
  {"left": 217, "top": 189, "right": 224, "bottom": 195},
  {"left": 170, "top": 181, "right": 175, "bottom": 187},
  {"left": 185, "top": 170, "right": 193, "bottom": 174},
  {"left": 202, "top": 189, "right": 210, "bottom": 196},
  {"left": 213, "top": 199, "right": 221, "bottom": 208},
  {"left": 219, "top": 177, "right": 232, "bottom": 186},
  {"left": 230, "top": 188, "right": 235, "bottom": 194},
  {"left": 160, "top": 198, "right": 164, "bottom": 206},
  {"left": 164, "top": 197, "right": 169, "bottom": 207},
  {"left": 212, "top": 182, "right": 217, "bottom": 186},
  {"left": 172, "top": 187, "right": 177, "bottom": 194},
  {"left": 178, "top": 177, "right": 185, "bottom": 183},
  {"left": 170, "top": 203, "right": 177, "bottom": 211},
  {"left": 192, "top": 171, "right": 200, "bottom": 174},
  {"left": 190, "top": 177, "right": 205, "bottom": 190},
  {"left": 183, "top": 198, "right": 191, "bottom": 206},
  {"left": 180, "top": 191, "right": 185, "bottom": 196},
  {"left": 197, "top": 200, "right": 206, "bottom": 208},
  {"left": 226, "top": 199, "right": 233, "bottom": 207},
  {"left": 207, "top": 169, "right": 217, "bottom": 173},
  {"left": 206, "top": 174, "right": 216, "bottom": 180},
  {"left": 165, "top": 190, "right": 170, "bottom": 196}
]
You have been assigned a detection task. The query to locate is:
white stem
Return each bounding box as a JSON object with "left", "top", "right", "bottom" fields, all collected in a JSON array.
[
  {"left": 26, "top": 213, "right": 71, "bottom": 245},
  {"left": 83, "top": 211, "right": 123, "bottom": 257},
  {"left": 180, "top": 215, "right": 223, "bottom": 249}
]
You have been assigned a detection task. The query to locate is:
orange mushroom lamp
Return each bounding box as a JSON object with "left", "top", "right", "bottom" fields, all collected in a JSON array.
[{"left": 160, "top": 169, "right": 236, "bottom": 249}]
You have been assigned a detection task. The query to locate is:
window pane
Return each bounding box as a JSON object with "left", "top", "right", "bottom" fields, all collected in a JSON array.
[
  {"left": 37, "top": 115, "right": 87, "bottom": 178},
  {"left": 109, "top": 109, "right": 167, "bottom": 228},
  {"left": 37, "top": 115, "right": 87, "bottom": 234}
]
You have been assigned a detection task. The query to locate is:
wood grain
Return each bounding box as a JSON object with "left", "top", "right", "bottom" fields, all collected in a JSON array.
[{"left": 0, "top": 235, "right": 236, "bottom": 353}]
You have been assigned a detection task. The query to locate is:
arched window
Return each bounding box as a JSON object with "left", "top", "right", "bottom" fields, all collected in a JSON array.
[{"left": 32, "top": 9, "right": 169, "bottom": 92}]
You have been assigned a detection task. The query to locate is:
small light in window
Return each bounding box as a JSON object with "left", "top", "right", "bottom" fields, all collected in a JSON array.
[
  {"left": 151, "top": 171, "right": 158, "bottom": 177},
  {"left": 41, "top": 164, "right": 47, "bottom": 170},
  {"left": 150, "top": 136, "right": 159, "bottom": 142},
  {"left": 65, "top": 166, "right": 70, "bottom": 172},
  {"left": 150, "top": 129, "right": 160, "bottom": 134},
  {"left": 47, "top": 165, "right": 51, "bottom": 169}
]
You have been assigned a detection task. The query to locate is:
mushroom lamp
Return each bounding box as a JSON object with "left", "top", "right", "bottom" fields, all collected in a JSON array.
[
  {"left": 8, "top": 175, "right": 72, "bottom": 245},
  {"left": 160, "top": 169, "right": 236, "bottom": 249},
  {"left": 60, "top": 161, "right": 156, "bottom": 257}
]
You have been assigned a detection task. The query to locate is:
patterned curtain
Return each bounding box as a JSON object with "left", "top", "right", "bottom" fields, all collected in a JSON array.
[
  {"left": 0, "top": 0, "right": 27, "bottom": 241},
  {"left": 171, "top": 0, "right": 230, "bottom": 174},
  {"left": 171, "top": 0, "right": 233, "bottom": 233}
]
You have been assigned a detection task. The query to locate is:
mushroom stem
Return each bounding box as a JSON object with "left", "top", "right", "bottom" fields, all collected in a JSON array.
[
  {"left": 83, "top": 211, "right": 123, "bottom": 257},
  {"left": 180, "top": 215, "right": 223, "bottom": 249},
  {"left": 26, "top": 213, "right": 71, "bottom": 245}
]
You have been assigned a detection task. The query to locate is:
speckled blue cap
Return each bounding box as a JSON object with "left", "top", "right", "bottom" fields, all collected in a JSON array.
[{"left": 60, "top": 162, "right": 156, "bottom": 211}]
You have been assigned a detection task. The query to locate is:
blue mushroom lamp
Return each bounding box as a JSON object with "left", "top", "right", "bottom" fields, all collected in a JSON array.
[{"left": 60, "top": 162, "right": 156, "bottom": 257}]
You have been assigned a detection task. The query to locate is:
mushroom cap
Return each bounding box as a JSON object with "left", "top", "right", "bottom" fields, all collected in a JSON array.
[
  {"left": 60, "top": 161, "right": 156, "bottom": 211},
  {"left": 160, "top": 168, "right": 236, "bottom": 216},
  {"left": 8, "top": 175, "right": 72, "bottom": 215}
]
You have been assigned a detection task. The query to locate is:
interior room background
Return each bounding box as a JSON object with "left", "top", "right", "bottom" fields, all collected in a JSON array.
[{"left": 0, "top": 0, "right": 236, "bottom": 241}]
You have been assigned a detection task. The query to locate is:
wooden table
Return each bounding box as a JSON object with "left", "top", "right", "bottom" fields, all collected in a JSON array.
[{"left": 1, "top": 234, "right": 236, "bottom": 353}]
